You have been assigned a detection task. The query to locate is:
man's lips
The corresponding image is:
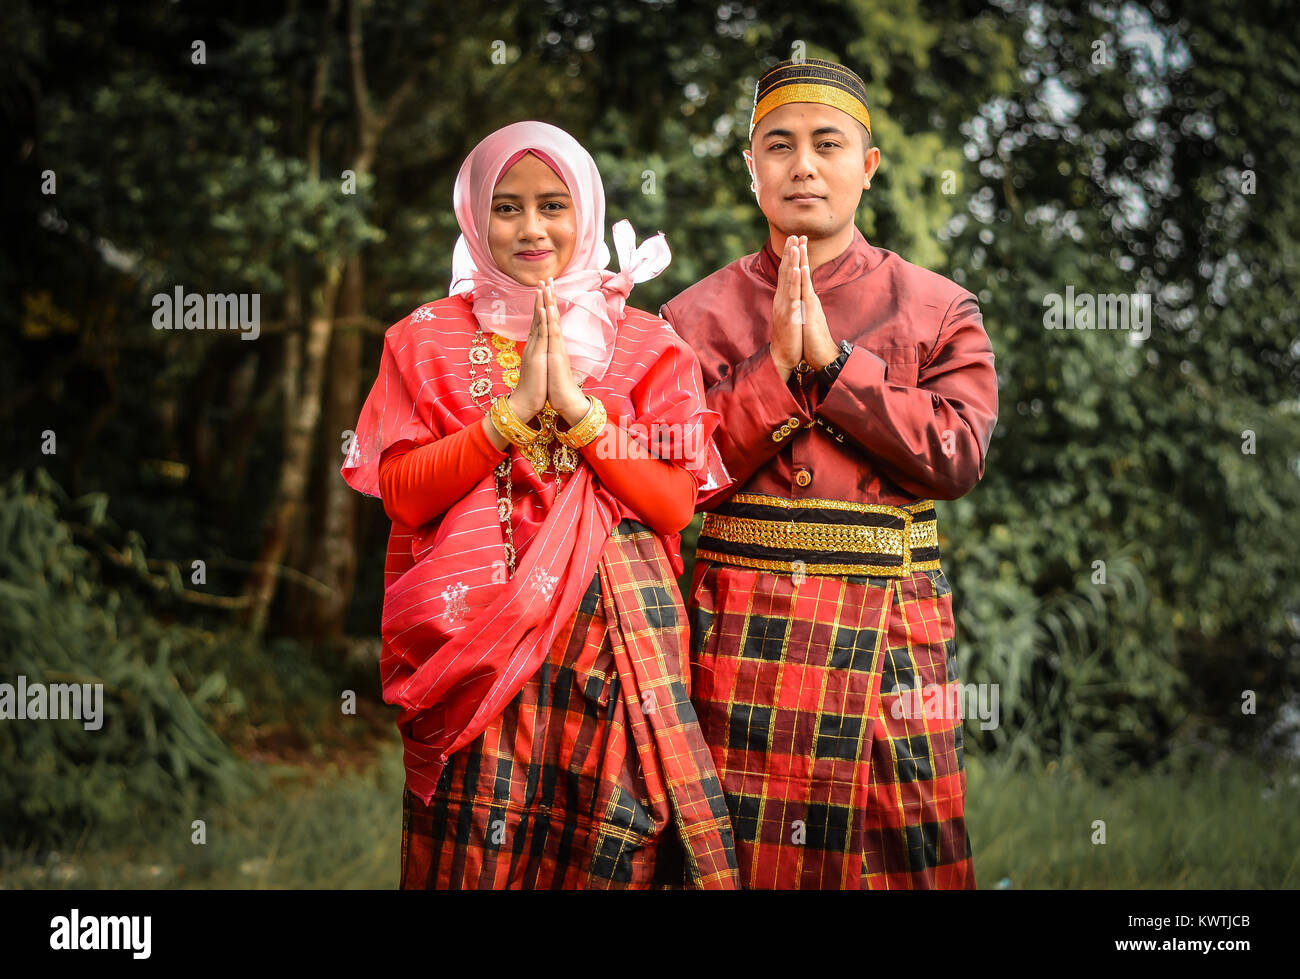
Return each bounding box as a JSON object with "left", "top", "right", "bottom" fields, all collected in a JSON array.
[
  {"left": 515, "top": 249, "right": 552, "bottom": 260},
  {"left": 786, "top": 193, "right": 824, "bottom": 201}
]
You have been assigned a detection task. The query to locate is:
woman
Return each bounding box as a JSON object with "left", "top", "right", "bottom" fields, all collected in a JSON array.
[{"left": 340, "top": 121, "right": 738, "bottom": 889}]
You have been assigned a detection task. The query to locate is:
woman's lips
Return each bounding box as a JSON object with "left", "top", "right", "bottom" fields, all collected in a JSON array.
[{"left": 515, "top": 250, "right": 552, "bottom": 261}]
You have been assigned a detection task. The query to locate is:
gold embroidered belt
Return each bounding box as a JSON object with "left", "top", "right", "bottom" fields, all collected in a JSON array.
[{"left": 696, "top": 493, "right": 940, "bottom": 577}]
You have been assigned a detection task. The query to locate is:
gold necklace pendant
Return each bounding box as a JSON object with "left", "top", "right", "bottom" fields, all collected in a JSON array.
[
  {"left": 525, "top": 440, "right": 551, "bottom": 475},
  {"left": 522, "top": 402, "right": 559, "bottom": 475},
  {"left": 553, "top": 443, "right": 578, "bottom": 474}
]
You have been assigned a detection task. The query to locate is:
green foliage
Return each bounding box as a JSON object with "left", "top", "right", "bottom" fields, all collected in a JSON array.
[
  {"left": 940, "top": 0, "right": 1300, "bottom": 772},
  {"left": 952, "top": 545, "right": 1190, "bottom": 774},
  {"left": 0, "top": 468, "right": 258, "bottom": 848}
]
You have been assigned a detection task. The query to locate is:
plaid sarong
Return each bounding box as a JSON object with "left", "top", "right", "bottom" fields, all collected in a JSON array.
[
  {"left": 688, "top": 557, "right": 976, "bottom": 889},
  {"left": 399, "top": 520, "right": 739, "bottom": 889}
]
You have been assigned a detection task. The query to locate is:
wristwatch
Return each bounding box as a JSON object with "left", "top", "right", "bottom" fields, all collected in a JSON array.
[{"left": 819, "top": 340, "right": 854, "bottom": 386}]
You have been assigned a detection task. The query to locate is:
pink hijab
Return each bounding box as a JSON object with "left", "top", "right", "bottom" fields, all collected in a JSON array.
[{"left": 450, "top": 120, "right": 670, "bottom": 382}]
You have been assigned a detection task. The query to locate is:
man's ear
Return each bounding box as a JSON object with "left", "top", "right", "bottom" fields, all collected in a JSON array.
[
  {"left": 864, "top": 147, "right": 881, "bottom": 188},
  {"left": 743, "top": 148, "right": 758, "bottom": 193}
]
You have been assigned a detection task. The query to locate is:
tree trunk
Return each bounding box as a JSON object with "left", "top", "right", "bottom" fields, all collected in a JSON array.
[
  {"left": 241, "top": 0, "right": 418, "bottom": 638},
  {"left": 242, "top": 266, "right": 340, "bottom": 635},
  {"left": 292, "top": 252, "right": 362, "bottom": 644}
]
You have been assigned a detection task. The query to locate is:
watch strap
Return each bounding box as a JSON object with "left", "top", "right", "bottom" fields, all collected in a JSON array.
[{"left": 820, "top": 339, "right": 854, "bottom": 385}]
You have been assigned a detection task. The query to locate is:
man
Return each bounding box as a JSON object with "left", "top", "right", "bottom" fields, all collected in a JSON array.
[{"left": 660, "top": 58, "right": 998, "bottom": 889}]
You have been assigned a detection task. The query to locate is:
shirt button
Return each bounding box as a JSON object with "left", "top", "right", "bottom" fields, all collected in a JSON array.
[
  {"left": 788, "top": 417, "right": 801, "bottom": 428},
  {"left": 794, "top": 468, "right": 812, "bottom": 487}
]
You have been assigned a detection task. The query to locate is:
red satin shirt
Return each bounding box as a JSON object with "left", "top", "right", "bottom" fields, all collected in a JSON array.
[{"left": 660, "top": 227, "right": 997, "bottom": 509}]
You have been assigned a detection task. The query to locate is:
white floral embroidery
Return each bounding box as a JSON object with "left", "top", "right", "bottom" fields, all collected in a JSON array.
[
  {"left": 440, "top": 582, "right": 470, "bottom": 622},
  {"left": 529, "top": 567, "right": 559, "bottom": 602},
  {"left": 410, "top": 303, "right": 438, "bottom": 323}
]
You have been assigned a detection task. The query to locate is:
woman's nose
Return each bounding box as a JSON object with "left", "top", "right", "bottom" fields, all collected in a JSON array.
[{"left": 521, "top": 208, "right": 546, "bottom": 240}]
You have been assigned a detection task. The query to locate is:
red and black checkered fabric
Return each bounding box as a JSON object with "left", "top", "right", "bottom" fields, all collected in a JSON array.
[
  {"left": 399, "top": 521, "right": 739, "bottom": 889},
  {"left": 688, "top": 558, "right": 975, "bottom": 889}
]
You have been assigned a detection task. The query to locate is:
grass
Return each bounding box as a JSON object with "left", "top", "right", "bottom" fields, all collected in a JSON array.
[
  {"left": 2, "top": 737, "right": 407, "bottom": 889},
  {"left": 5, "top": 738, "right": 1298, "bottom": 889},
  {"left": 966, "top": 751, "right": 1300, "bottom": 888}
]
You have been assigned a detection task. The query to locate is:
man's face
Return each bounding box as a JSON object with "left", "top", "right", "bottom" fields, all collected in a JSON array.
[{"left": 745, "top": 101, "right": 880, "bottom": 240}]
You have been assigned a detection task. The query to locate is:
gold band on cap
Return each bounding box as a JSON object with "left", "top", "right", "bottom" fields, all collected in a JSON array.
[{"left": 752, "top": 82, "right": 872, "bottom": 139}]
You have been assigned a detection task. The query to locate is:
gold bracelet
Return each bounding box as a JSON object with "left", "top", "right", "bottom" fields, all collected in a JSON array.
[
  {"left": 489, "top": 395, "right": 542, "bottom": 448},
  {"left": 555, "top": 395, "right": 608, "bottom": 449}
]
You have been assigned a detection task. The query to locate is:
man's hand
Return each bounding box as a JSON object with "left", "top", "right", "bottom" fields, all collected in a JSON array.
[
  {"left": 769, "top": 235, "right": 804, "bottom": 381},
  {"left": 798, "top": 238, "right": 839, "bottom": 370}
]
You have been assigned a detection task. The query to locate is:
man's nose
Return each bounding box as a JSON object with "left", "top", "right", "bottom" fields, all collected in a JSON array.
[{"left": 790, "top": 145, "right": 817, "bottom": 180}]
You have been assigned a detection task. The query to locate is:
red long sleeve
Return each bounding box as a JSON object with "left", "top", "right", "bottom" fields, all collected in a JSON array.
[
  {"left": 813, "top": 293, "right": 997, "bottom": 500},
  {"left": 581, "top": 420, "right": 697, "bottom": 535},
  {"left": 378, "top": 421, "right": 507, "bottom": 528},
  {"left": 379, "top": 413, "right": 696, "bottom": 535}
]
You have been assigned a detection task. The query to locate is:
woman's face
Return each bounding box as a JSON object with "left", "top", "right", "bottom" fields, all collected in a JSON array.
[{"left": 488, "top": 152, "right": 577, "bottom": 286}]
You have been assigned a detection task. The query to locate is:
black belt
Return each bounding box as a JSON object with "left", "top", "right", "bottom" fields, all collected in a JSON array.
[{"left": 696, "top": 493, "right": 940, "bottom": 577}]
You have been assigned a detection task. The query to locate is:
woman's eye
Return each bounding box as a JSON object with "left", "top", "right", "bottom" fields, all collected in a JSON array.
[{"left": 542, "top": 201, "right": 566, "bottom": 211}]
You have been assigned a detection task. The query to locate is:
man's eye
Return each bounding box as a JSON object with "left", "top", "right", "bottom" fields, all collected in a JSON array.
[{"left": 819, "top": 142, "right": 841, "bottom": 149}]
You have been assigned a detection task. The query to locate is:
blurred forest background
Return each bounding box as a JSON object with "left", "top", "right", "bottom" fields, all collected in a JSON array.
[{"left": 2, "top": 0, "right": 1298, "bottom": 888}]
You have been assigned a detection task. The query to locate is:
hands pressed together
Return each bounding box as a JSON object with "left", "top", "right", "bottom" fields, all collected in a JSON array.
[
  {"left": 769, "top": 235, "right": 841, "bottom": 381},
  {"left": 482, "top": 277, "right": 591, "bottom": 452}
]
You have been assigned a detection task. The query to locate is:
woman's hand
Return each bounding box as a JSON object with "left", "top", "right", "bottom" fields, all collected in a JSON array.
[
  {"left": 509, "top": 283, "right": 550, "bottom": 421},
  {"left": 484, "top": 284, "right": 550, "bottom": 452},
  {"left": 541, "top": 277, "right": 589, "bottom": 425}
]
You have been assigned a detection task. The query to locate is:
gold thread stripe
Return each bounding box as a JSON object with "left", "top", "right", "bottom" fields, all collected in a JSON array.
[
  {"left": 725, "top": 493, "right": 934, "bottom": 516},
  {"left": 700, "top": 513, "right": 938, "bottom": 555},
  {"left": 696, "top": 549, "right": 940, "bottom": 578}
]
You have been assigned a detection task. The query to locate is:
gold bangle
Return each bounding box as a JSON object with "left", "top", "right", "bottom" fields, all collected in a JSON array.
[
  {"left": 489, "top": 395, "right": 541, "bottom": 448},
  {"left": 556, "top": 395, "right": 607, "bottom": 449}
]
